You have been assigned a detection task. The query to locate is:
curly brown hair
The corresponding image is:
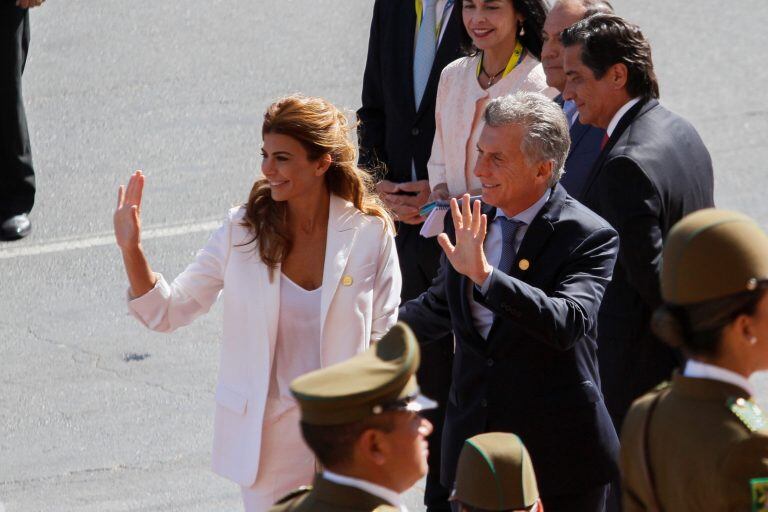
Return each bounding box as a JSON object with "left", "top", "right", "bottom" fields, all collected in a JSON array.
[{"left": 241, "top": 95, "right": 393, "bottom": 277}]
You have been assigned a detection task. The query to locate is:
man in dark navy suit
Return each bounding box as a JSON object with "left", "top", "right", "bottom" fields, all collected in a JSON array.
[
  {"left": 541, "top": 0, "right": 613, "bottom": 200},
  {"left": 400, "top": 91, "right": 620, "bottom": 512},
  {"left": 357, "top": 2, "right": 463, "bottom": 509},
  {"left": 562, "top": 14, "right": 714, "bottom": 430}
]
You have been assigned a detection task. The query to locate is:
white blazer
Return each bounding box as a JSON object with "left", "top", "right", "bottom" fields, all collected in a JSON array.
[{"left": 127, "top": 194, "right": 402, "bottom": 485}]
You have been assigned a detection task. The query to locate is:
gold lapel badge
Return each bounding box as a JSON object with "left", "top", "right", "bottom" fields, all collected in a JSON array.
[
  {"left": 518, "top": 259, "right": 530, "bottom": 271},
  {"left": 342, "top": 275, "right": 354, "bottom": 286}
]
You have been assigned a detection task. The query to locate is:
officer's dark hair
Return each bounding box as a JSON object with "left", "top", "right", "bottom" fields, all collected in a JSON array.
[
  {"left": 460, "top": 0, "right": 550, "bottom": 60},
  {"left": 652, "top": 286, "right": 768, "bottom": 357},
  {"left": 560, "top": 14, "right": 660, "bottom": 99},
  {"left": 299, "top": 414, "right": 398, "bottom": 468}
]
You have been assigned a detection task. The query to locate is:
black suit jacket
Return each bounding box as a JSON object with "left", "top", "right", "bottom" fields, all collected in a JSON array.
[
  {"left": 400, "top": 185, "right": 621, "bottom": 498},
  {"left": 580, "top": 98, "right": 715, "bottom": 427},
  {"left": 357, "top": 0, "right": 462, "bottom": 183}
]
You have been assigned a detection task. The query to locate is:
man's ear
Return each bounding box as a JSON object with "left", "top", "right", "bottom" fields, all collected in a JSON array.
[
  {"left": 536, "top": 159, "right": 554, "bottom": 184},
  {"left": 607, "top": 62, "right": 629, "bottom": 91},
  {"left": 355, "top": 428, "right": 389, "bottom": 466},
  {"left": 315, "top": 154, "right": 332, "bottom": 177}
]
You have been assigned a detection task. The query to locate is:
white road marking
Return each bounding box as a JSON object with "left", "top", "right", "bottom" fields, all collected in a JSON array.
[{"left": 0, "top": 220, "right": 221, "bottom": 260}]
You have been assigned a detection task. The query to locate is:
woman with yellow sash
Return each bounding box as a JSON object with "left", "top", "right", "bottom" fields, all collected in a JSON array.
[{"left": 428, "top": 0, "right": 557, "bottom": 201}]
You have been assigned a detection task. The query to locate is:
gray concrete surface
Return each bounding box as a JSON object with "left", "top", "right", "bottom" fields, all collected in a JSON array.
[{"left": 1, "top": 1, "right": 766, "bottom": 511}]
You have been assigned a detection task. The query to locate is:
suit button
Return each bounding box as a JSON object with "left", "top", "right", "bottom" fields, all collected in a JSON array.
[
  {"left": 411, "top": 127, "right": 420, "bottom": 136},
  {"left": 486, "top": 358, "right": 494, "bottom": 367},
  {"left": 480, "top": 398, "right": 488, "bottom": 408}
]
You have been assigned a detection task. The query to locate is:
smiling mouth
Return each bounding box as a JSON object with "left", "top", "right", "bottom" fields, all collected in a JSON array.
[
  {"left": 269, "top": 180, "right": 288, "bottom": 187},
  {"left": 482, "top": 183, "right": 500, "bottom": 189},
  {"left": 471, "top": 28, "right": 494, "bottom": 38}
]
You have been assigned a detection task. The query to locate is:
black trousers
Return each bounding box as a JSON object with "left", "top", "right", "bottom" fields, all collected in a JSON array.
[
  {"left": 1, "top": 4, "right": 35, "bottom": 218},
  {"left": 396, "top": 222, "right": 454, "bottom": 512}
]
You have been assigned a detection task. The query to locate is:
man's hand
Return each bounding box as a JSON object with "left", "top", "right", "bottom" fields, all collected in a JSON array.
[
  {"left": 377, "top": 179, "right": 430, "bottom": 225},
  {"left": 16, "top": 0, "right": 45, "bottom": 8},
  {"left": 437, "top": 194, "right": 492, "bottom": 285}
]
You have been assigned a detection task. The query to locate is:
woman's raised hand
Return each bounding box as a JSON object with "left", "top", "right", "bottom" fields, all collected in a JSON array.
[{"left": 114, "top": 170, "right": 145, "bottom": 251}]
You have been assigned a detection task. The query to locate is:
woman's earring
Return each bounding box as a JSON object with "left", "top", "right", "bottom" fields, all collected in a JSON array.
[
  {"left": 750, "top": 336, "right": 758, "bottom": 345},
  {"left": 518, "top": 22, "right": 525, "bottom": 36}
]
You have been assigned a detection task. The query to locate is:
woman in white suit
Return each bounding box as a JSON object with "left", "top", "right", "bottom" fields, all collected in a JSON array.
[{"left": 113, "top": 95, "right": 402, "bottom": 511}]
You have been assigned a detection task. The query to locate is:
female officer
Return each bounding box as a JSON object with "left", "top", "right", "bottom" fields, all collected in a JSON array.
[{"left": 620, "top": 208, "right": 768, "bottom": 511}]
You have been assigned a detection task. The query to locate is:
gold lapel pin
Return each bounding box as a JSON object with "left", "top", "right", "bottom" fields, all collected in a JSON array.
[
  {"left": 518, "top": 259, "right": 530, "bottom": 271},
  {"left": 342, "top": 275, "right": 354, "bottom": 286}
]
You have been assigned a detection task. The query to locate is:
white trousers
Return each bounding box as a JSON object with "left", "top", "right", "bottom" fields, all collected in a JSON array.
[{"left": 240, "top": 402, "right": 315, "bottom": 511}]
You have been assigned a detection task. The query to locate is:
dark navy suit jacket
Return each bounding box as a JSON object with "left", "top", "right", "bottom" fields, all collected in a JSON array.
[
  {"left": 399, "top": 184, "right": 621, "bottom": 498},
  {"left": 555, "top": 94, "right": 604, "bottom": 201}
]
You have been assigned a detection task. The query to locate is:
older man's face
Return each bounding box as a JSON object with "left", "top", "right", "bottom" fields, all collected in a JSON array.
[
  {"left": 541, "top": 1, "right": 586, "bottom": 91},
  {"left": 474, "top": 123, "right": 551, "bottom": 215}
]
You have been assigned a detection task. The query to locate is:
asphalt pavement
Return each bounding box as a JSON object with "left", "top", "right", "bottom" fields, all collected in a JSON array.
[{"left": 1, "top": 1, "right": 767, "bottom": 511}]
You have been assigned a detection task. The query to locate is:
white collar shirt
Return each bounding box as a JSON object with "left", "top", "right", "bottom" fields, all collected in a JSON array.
[
  {"left": 470, "top": 190, "right": 551, "bottom": 338},
  {"left": 323, "top": 470, "right": 408, "bottom": 512},
  {"left": 606, "top": 97, "right": 641, "bottom": 137},
  {"left": 683, "top": 359, "right": 755, "bottom": 396}
]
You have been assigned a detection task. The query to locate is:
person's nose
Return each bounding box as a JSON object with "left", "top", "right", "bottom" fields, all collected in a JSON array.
[
  {"left": 562, "top": 80, "right": 575, "bottom": 101},
  {"left": 474, "top": 155, "right": 488, "bottom": 178},
  {"left": 542, "top": 40, "right": 558, "bottom": 62},
  {"left": 420, "top": 417, "right": 434, "bottom": 437}
]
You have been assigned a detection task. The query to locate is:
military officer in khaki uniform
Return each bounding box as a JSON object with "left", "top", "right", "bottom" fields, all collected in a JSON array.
[
  {"left": 269, "top": 322, "right": 436, "bottom": 512},
  {"left": 450, "top": 432, "right": 543, "bottom": 512},
  {"left": 620, "top": 209, "right": 768, "bottom": 511}
]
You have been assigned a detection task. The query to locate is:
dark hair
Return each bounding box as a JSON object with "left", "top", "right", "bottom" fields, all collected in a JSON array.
[
  {"left": 560, "top": 13, "right": 659, "bottom": 99},
  {"left": 459, "top": 0, "right": 549, "bottom": 60},
  {"left": 299, "top": 414, "right": 397, "bottom": 468},
  {"left": 459, "top": 504, "right": 536, "bottom": 512},
  {"left": 652, "top": 287, "right": 768, "bottom": 357}
]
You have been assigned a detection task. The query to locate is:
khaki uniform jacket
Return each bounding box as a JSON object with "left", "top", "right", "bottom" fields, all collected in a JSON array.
[
  {"left": 620, "top": 374, "right": 768, "bottom": 511},
  {"left": 268, "top": 474, "right": 399, "bottom": 512}
]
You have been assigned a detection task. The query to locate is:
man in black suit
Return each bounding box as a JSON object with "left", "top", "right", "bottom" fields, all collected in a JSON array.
[
  {"left": 561, "top": 14, "right": 715, "bottom": 429},
  {"left": 1, "top": 0, "right": 44, "bottom": 240},
  {"left": 400, "top": 91, "right": 620, "bottom": 512},
  {"left": 541, "top": 0, "right": 613, "bottom": 200},
  {"left": 357, "top": 1, "right": 462, "bottom": 509}
]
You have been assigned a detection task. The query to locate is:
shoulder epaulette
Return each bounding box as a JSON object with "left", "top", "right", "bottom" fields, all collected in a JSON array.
[
  {"left": 727, "top": 397, "right": 768, "bottom": 432},
  {"left": 274, "top": 485, "right": 312, "bottom": 505}
]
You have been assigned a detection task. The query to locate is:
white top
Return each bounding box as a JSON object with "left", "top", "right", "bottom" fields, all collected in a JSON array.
[
  {"left": 683, "top": 359, "right": 755, "bottom": 396},
  {"left": 471, "top": 191, "right": 551, "bottom": 338},
  {"left": 606, "top": 97, "right": 641, "bottom": 137},
  {"left": 323, "top": 470, "right": 408, "bottom": 512},
  {"left": 266, "top": 273, "right": 323, "bottom": 418}
]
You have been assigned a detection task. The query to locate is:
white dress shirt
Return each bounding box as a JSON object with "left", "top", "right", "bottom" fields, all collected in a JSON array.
[
  {"left": 606, "top": 97, "right": 641, "bottom": 137},
  {"left": 471, "top": 191, "right": 551, "bottom": 338},
  {"left": 323, "top": 470, "right": 408, "bottom": 512},
  {"left": 683, "top": 359, "right": 755, "bottom": 396}
]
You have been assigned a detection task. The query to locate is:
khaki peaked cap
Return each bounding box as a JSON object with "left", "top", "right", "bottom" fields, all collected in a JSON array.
[
  {"left": 290, "top": 322, "right": 435, "bottom": 426},
  {"left": 662, "top": 208, "right": 768, "bottom": 305},
  {"left": 451, "top": 432, "right": 539, "bottom": 510}
]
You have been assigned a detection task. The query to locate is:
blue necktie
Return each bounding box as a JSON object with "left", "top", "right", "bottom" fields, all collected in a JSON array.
[
  {"left": 413, "top": 0, "right": 437, "bottom": 110},
  {"left": 497, "top": 217, "right": 525, "bottom": 274}
]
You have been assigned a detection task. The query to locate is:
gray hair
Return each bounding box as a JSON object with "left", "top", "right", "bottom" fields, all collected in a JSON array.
[{"left": 483, "top": 91, "right": 571, "bottom": 187}]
